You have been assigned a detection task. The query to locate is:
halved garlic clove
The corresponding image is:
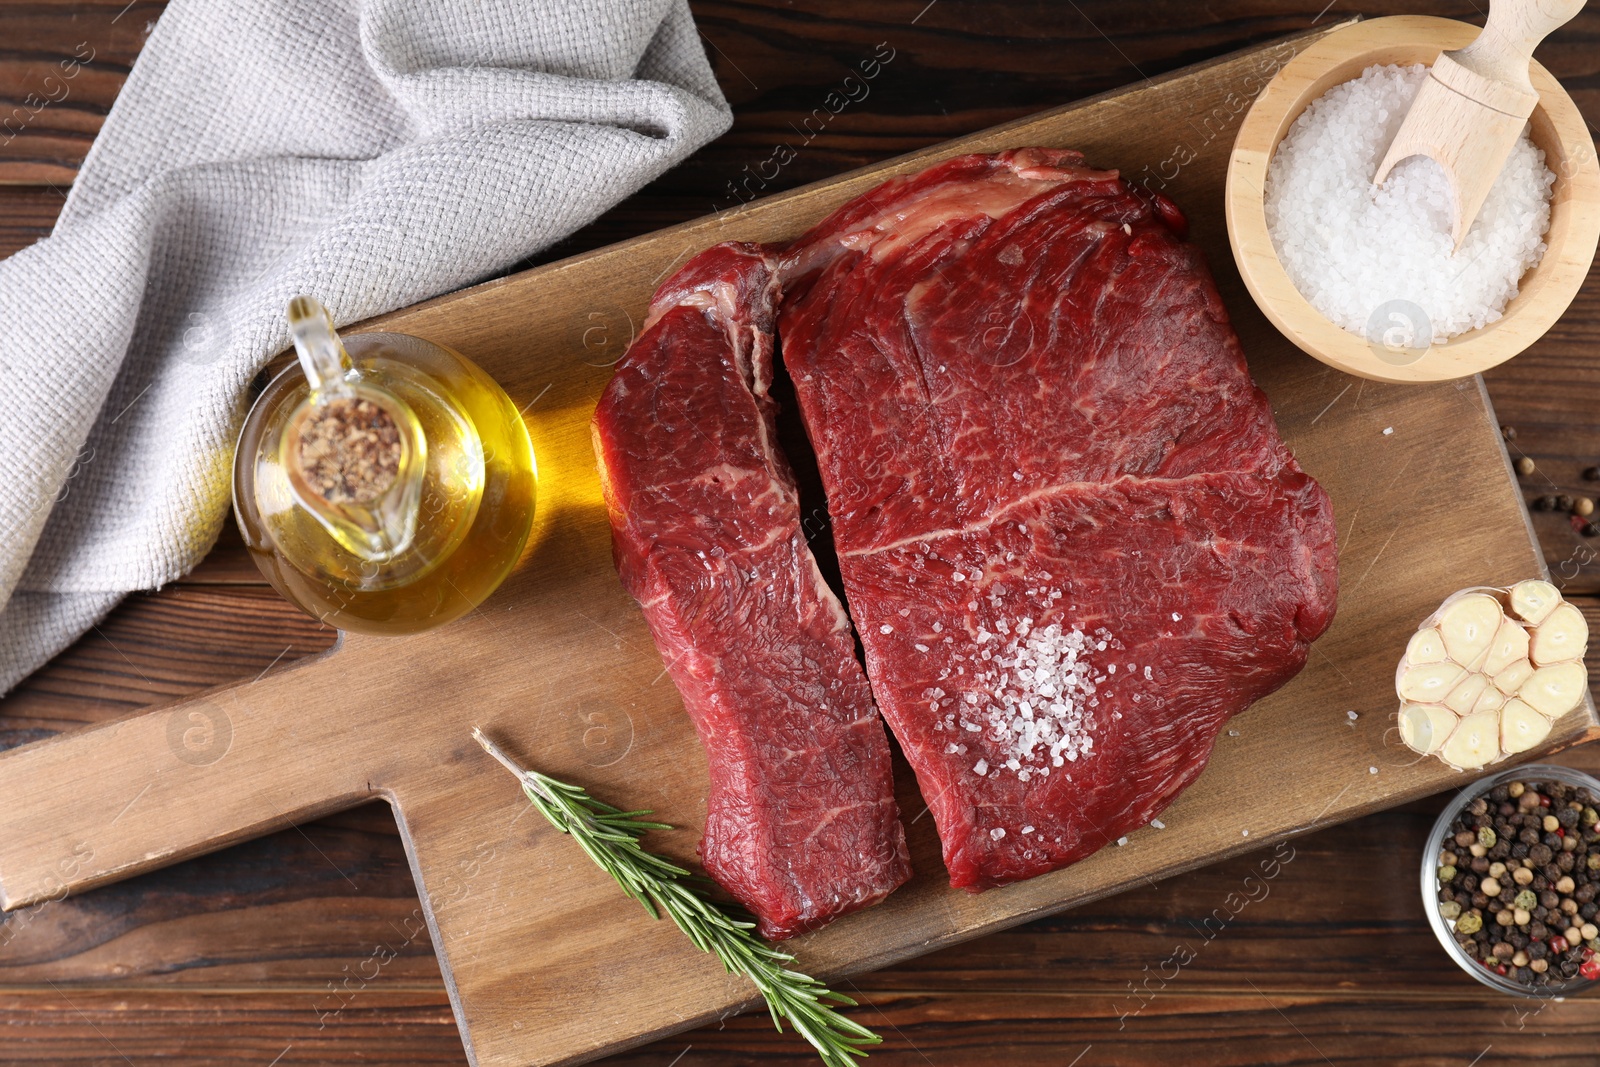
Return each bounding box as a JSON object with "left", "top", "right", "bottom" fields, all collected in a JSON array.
[
  {"left": 1395, "top": 581, "right": 1589, "bottom": 770},
  {"left": 1399, "top": 661, "right": 1467, "bottom": 703},
  {"left": 1444, "top": 672, "right": 1489, "bottom": 715},
  {"left": 1500, "top": 698, "right": 1552, "bottom": 755},
  {"left": 1441, "top": 711, "right": 1500, "bottom": 770},
  {"left": 1521, "top": 661, "right": 1587, "bottom": 718},
  {"left": 1530, "top": 602, "right": 1588, "bottom": 667},
  {"left": 1510, "top": 579, "right": 1561, "bottom": 626},
  {"left": 1437, "top": 594, "right": 1503, "bottom": 669},
  {"left": 1399, "top": 702, "right": 1457, "bottom": 754},
  {"left": 1482, "top": 618, "right": 1531, "bottom": 676},
  {"left": 1472, "top": 685, "right": 1506, "bottom": 715},
  {"left": 1405, "top": 627, "right": 1448, "bottom": 665},
  {"left": 1494, "top": 659, "right": 1535, "bottom": 694}
]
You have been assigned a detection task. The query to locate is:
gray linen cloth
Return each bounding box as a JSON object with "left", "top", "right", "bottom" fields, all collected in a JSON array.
[{"left": 0, "top": 0, "right": 731, "bottom": 692}]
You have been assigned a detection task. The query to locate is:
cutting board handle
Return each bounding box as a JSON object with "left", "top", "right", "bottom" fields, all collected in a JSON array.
[{"left": 0, "top": 660, "right": 372, "bottom": 909}]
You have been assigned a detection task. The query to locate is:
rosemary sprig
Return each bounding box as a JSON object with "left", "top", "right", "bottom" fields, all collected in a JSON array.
[{"left": 472, "top": 728, "right": 881, "bottom": 1067}]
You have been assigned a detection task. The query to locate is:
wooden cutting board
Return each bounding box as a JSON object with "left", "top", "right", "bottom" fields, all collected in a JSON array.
[{"left": 0, "top": 18, "right": 1594, "bottom": 1067}]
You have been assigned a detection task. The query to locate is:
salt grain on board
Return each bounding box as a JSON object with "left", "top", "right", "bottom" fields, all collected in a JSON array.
[{"left": 1265, "top": 64, "right": 1553, "bottom": 342}]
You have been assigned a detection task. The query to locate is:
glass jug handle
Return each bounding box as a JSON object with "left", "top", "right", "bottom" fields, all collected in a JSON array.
[{"left": 288, "top": 295, "right": 354, "bottom": 394}]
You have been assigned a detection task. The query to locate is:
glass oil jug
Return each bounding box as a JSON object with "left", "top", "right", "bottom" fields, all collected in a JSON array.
[{"left": 233, "top": 296, "right": 536, "bottom": 634}]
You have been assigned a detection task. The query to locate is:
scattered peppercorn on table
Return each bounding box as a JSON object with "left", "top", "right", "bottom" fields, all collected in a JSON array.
[{"left": 4, "top": 2, "right": 1600, "bottom": 1065}]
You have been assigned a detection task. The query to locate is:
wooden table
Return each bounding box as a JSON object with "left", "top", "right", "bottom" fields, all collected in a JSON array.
[{"left": 2, "top": 2, "right": 1598, "bottom": 1063}]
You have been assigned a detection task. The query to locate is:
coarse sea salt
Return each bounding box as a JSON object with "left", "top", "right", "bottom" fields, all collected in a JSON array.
[
  {"left": 967, "top": 614, "right": 1106, "bottom": 776},
  {"left": 926, "top": 586, "right": 1120, "bottom": 781},
  {"left": 1264, "top": 63, "right": 1554, "bottom": 343}
]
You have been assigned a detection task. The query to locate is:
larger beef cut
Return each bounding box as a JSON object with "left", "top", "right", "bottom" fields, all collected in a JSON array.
[
  {"left": 592, "top": 242, "right": 911, "bottom": 938},
  {"left": 779, "top": 148, "right": 1339, "bottom": 890}
]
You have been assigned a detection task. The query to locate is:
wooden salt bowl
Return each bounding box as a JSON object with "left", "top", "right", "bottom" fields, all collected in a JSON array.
[{"left": 1225, "top": 16, "right": 1600, "bottom": 384}]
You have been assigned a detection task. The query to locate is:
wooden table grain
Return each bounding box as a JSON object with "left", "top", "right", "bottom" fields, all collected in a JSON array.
[{"left": 2, "top": 2, "right": 1599, "bottom": 1064}]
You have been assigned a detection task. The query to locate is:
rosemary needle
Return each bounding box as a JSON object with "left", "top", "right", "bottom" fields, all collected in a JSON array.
[{"left": 472, "top": 728, "right": 882, "bottom": 1067}]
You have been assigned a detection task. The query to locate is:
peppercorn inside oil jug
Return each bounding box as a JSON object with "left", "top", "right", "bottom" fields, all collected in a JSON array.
[{"left": 233, "top": 296, "right": 536, "bottom": 634}]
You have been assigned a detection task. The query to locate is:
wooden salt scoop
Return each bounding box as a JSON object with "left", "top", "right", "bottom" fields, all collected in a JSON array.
[{"left": 1373, "top": 0, "right": 1587, "bottom": 249}]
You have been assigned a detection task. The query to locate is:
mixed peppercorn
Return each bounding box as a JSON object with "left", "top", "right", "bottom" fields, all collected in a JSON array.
[
  {"left": 1504, "top": 424, "right": 1598, "bottom": 536},
  {"left": 1437, "top": 778, "right": 1600, "bottom": 987}
]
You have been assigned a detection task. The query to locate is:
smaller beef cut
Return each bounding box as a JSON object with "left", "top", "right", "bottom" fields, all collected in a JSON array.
[
  {"left": 592, "top": 242, "right": 911, "bottom": 938},
  {"left": 779, "top": 148, "right": 1339, "bottom": 891}
]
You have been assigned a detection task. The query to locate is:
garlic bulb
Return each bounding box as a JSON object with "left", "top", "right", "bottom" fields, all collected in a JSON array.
[{"left": 1396, "top": 580, "right": 1588, "bottom": 770}]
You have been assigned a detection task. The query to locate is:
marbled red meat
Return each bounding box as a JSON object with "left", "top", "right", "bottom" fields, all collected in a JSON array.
[
  {"left": 592, "top": 243, "right": 911, "bottom": 937},
  {"left": 778, "top": 148, "right": 1338, "bottom": 890}
]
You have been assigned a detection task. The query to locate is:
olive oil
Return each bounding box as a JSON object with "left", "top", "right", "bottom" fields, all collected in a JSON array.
[{"left": 234, "top": 303, "right": 535, "bottom": 635}]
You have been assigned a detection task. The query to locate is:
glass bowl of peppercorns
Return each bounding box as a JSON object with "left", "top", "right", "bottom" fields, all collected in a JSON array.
[{"left": 1424, "top": 764, "right": 1600, "bottom": 997}]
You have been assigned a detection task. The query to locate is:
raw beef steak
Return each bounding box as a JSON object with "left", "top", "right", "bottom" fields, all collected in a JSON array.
[
  {"left": 592, "top": 242, "right": 911, "bottom": 937},
  {"left": 779, "top": 148, "right": 1339, "bottom": 891}
]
